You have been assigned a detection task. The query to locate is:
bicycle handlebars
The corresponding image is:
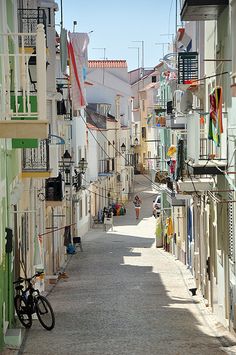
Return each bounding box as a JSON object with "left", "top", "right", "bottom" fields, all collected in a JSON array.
[{"left": 13, "top": 271, "right": 44, "bottom": 284}]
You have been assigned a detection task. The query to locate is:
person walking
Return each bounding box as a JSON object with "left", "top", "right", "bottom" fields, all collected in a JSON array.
[{"left": 133, "top": 195, "right": 142, "bottom": 219}]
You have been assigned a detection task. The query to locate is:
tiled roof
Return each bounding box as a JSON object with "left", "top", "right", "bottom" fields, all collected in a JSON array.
[{"left": 88, "top": 60, "right": 127, "bottom": 68}]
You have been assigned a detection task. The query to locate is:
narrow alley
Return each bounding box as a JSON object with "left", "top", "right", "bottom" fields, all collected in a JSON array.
[{"left": 18, "top": 177, "right": 236, "bottom": 355}]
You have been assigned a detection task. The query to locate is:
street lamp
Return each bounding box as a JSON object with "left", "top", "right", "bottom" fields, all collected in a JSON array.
[
  {"left": 78, "top": 158, "right": 88, "bottom": 174},
  {"left": 121, "top": 143, "right": 126, "bottom": 154}
]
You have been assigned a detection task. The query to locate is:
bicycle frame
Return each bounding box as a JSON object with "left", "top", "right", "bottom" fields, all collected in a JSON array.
[
  {"left": 13, "top": 272, "right": 55, "bottom": 330},
  {"left": 14, "top": 273, "right": 42, "bottom": 314}
]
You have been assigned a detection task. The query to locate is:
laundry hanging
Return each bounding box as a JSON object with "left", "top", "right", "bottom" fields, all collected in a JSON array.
[
  {"left": 68, "top": 32, "right": 89, "bottom": 109},
  {"left": 208, "top": 86, "right": 223, "bottom": 147},
  {"left": 60, "top": 27, "right": 68, "bottom": 73}
]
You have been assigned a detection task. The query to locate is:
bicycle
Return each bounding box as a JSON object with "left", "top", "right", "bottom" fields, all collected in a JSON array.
[{"left": 13, "top": 272, "right": 55, "bottom": 331}]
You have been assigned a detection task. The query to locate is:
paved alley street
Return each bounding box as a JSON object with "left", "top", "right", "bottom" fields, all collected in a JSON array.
[{"left": 19, "top": 177, "right": 236, "bottom": 355}]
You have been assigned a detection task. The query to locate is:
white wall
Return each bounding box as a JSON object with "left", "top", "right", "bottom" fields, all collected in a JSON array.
[{"left": 86, "top": 67, "right": 132, "bottom": 126}]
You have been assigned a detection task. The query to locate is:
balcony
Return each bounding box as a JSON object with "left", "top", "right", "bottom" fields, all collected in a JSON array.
[
  {"left": 166, "top": 193, "right": 186, "bottom": 206},
  {"left": 98, "top": 159, "right": 115, "bottom": 175},
  {"left": 180, "top": 0, "right": 229, "bottom": 21},
  {"left": 187, "top": 137, "right": 227, "bottom": 175},
  {"left": 0, "top": 25, "right": 48, "bottom": 141},
  {"left": 178, "top": 177, "right": 214, "bottom": 193},
  {"left": 21, "top": 139, "right": 51, "bottom": 178}
]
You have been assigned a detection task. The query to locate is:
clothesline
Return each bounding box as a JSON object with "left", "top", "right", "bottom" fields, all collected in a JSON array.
[{"left": 38, "top": 223, "right": 77, "bottom": 237}]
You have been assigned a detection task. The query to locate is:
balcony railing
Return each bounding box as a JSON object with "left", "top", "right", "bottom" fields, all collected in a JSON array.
[
  {"left": 98, "top": 158, "right": 115, "bottom": 174},
  {"left": 22, "top": 139, "right": 50, "bottom": 171},
  {"left": 125, "top": 154, "right": 135, "bottom": 166},
  {"left": 0, "top": 25, "right": 48, "bottom": 140},
  {"left": 18, "top": 8, "right": 47, "bottom": 47},
  {"left": 199, "top": 137, "right": 213, "bottom": 159}
]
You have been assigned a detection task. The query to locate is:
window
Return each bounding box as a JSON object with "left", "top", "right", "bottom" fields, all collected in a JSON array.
[{"left": 152, "top": 75, "right": 157, "bottom": 83}]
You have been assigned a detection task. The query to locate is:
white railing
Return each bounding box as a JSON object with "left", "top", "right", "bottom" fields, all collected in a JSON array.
[{"left": 0, "top": 24, "right": 46, "bottom": 121}]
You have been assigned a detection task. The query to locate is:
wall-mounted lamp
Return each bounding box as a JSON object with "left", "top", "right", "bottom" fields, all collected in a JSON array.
[
  {"left": 134, "top": 138, "right": 139, "bottom": 146},
  {"left": 73, "top": 158, "right": 88, "bottom": 192},
  {"left": 59, "top": 150, "right": 74, "bottom": 185},
  {"left": 121, "top": 143, "right": 126, "bottom": 154}
]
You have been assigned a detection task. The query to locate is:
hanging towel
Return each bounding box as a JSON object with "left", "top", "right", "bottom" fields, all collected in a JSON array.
[{"left": 208, "top": 86, "right": 223, "bottom": 147}]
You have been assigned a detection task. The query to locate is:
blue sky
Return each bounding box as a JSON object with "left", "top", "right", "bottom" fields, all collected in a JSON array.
[{"left": 56, "top": 0, "right": 179, "bottom": 71}]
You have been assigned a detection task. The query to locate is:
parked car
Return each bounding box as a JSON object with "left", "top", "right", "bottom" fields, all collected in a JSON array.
[{"left": 153, "top": 195, "right": 161, "bottom": 218}]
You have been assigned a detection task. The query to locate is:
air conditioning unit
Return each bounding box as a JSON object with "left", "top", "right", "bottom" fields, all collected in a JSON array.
[{"left": 173, "top": 90, "right": 193, "bottom": 115}]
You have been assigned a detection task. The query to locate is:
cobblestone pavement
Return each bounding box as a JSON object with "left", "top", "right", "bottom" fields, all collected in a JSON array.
[{"left": 16, "top": 176, "right": 236, "bottom": 355}]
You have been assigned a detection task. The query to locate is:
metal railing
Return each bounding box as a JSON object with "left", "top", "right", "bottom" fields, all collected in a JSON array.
[
  {"left": 18, "top": 8, "right": 47, "bottom": 47},
  {"left": 99, "top": 158, "right": 115, "bottom": 174},
  {"left": 199, "top": 137, "right": 213, "bottom": 159},
  {"left": 0, "top": 25, "right": 47, "bottom": 121},
  {"left": 22, "top": 139, "right": 50, "bottom": 171},
  {"left": 125, "top": 154, "right": 135, "bottom": 166}
]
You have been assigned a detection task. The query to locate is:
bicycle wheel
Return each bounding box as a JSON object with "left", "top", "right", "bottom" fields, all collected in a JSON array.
[
  {"left": 14, "top": 295, "right": 32, "bottom": 329},
  {"left": 35, "top": 295, "right": 55, "bottom": 330}
]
